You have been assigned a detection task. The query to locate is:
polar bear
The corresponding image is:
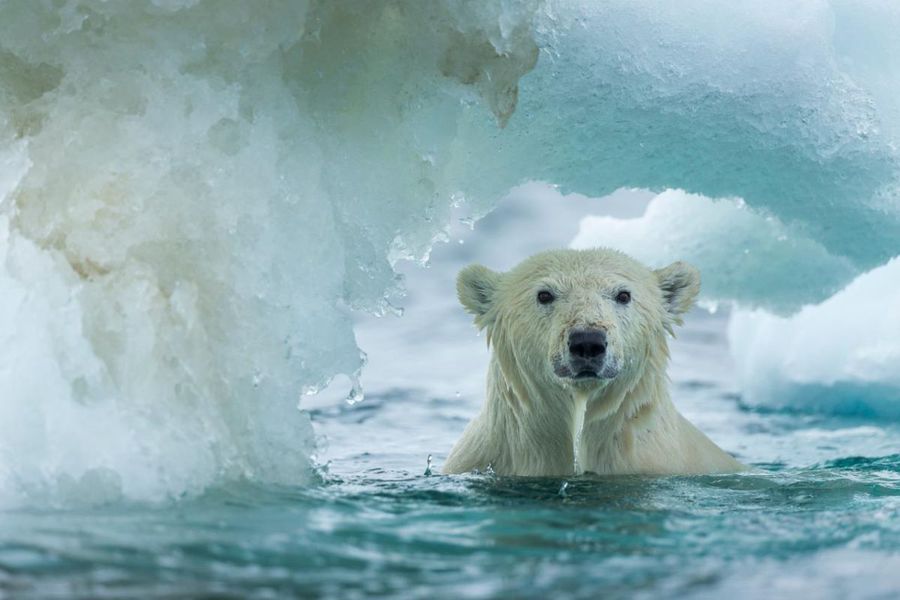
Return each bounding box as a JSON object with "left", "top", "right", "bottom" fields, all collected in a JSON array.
[{"left": 443, "top": 248, "right": 744, "bottom": 476}]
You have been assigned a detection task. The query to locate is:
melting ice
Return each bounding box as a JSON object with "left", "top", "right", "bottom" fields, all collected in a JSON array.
[{"left": 1, "top": 0, "right": 899, "bottom": 506}]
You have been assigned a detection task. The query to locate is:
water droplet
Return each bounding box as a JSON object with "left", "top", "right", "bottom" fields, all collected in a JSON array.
[
  {"left": 346, "top": 379, "right": 364, "bottom": 405},
  {"left": 424, "top": 454, "right": 433, "bottom": 476},
  {"left": 455, "top": 391, "right": 461, "bottom": 398}
]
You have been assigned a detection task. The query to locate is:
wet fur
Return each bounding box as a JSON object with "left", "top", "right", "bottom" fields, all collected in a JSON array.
[{"left": 443, "top": 248, "right": 744, "bottom": 476}]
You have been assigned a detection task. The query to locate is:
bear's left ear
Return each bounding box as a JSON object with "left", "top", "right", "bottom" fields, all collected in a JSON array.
[
  {"left": 457, "top": 263, "right": 502, "bottom": 328},
  {"left": 654, "top": 261, "right": 700, "bottom": 321}
]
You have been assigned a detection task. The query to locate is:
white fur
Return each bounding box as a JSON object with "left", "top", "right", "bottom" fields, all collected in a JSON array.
[{"left": 443, "top": 248, "right": 744, "bottom": 476}]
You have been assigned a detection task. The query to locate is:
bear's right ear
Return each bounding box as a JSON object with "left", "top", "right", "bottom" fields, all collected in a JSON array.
[{"left": 457, "top": 264, "right": 501, "bottom": 327}]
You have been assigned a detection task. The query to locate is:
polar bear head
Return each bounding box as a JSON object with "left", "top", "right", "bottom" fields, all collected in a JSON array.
[{"left": 457, "top": 248, "right": 700, "bottom": 391}]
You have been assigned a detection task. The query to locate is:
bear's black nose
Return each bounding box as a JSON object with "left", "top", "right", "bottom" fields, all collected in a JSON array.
[{"left": 568, "top": 329, "right": 607, "bottom": 359}]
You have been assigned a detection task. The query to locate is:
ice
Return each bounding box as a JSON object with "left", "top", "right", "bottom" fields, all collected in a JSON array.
[
  {"left": 543, "top": 1, "right": 900, "bottom": 416},
  {"left": 0, "top": 1, "right": 543, "bottom": 506},
  {"left": 571, "top": 190, "right": 858, "bottom": 313},
  {"left": 492, "top": 0, "right": 900, "bottom": 307},
  {"left": 2, "top": 0, "right": 900, "bottom": 505},
  {"left": 728, "top": 258, "right": 900, "bottom": 418}
]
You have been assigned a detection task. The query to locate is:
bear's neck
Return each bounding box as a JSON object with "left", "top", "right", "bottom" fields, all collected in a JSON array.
[{"left": 483, "top": 351, "right": 675, "bottom": 477}]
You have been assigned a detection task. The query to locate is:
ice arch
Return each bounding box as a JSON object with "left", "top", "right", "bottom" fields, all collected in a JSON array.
[{"left": 1, "top": 0, "right": 899, "bottom": 505}]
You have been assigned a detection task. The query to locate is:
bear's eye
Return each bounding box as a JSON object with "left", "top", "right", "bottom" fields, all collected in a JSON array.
[
  {"left": 616, "top": 290, "right": 631, "bottom": 305},
  {"left": 537, "top": 290, "right": 555, "bottom": 305}
]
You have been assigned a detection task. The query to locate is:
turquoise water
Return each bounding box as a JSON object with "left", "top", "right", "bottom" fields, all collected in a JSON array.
[{"left": 2, "top": 418, "right": 898, "bottom": 598}]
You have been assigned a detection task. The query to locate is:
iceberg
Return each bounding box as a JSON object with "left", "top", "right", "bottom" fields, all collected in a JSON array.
[
  {"left": 728, "top": 258, "right": 900, "bottom": 419},
  {"left": 504, "top": 0, "right": 900, "bottom": 307},
  {"left": 1, "top": 0, "right": 899, "bottom": 504},
  {"left": 571, "top": 190, "right": 859, "bottom": 313},
  {"left": 0, "top": 0, "right": 543, "bottom": 505}
]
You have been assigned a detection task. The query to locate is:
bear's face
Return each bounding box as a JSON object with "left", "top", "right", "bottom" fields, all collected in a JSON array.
[{"left": 457, "top": 249, "right": 700, "bottom": 391}]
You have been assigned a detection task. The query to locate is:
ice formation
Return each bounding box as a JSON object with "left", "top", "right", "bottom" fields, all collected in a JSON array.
[
  {"left": 1, "top": 0, "right": 900, "bottom": 505},
  {"left": 0, "top": 0, "right": 543, "bottom": 506},
  {"left": 504, "top": 1, "right": 900, "bottom": 306},
  {"left": 728, "top": 258, "right": 900, "bottom": 418},
  {"left": 571, "top": 190, "right": 859, "bottom": 314},
  {"left": 561, "top": 1, "right": 900, "bottom": 420}
]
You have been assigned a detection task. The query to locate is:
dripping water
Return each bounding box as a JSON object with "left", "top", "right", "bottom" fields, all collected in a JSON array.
[{"left": 572, "top": 392, "right": 588, "bottom": 475}]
